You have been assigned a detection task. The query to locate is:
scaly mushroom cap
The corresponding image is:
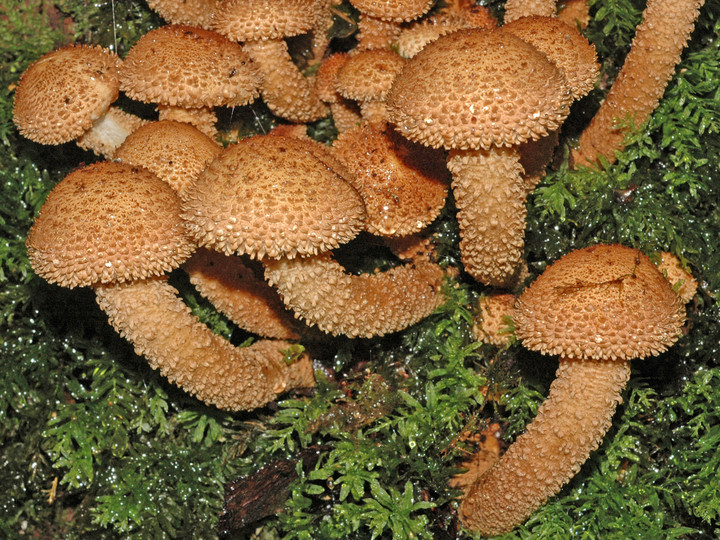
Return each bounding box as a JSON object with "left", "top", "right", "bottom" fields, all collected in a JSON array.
[
  {"left": 500, "top": 16, "right": 599, "bottom": 99},
  {"left": 348, "top": 0, "right": 434, "bottom": 22},
  {"left": 119, "top": 25, "right": 261, "bottom": 108},
  {"left": 13, "top": 45, "right": 120, "bottom": 145},
  {"left": 315, "top": 52, "right": 351, "bottom": 104},
  {"left": 146, "top": 0, "right": 220, "bottom": 29},
  {"left": 332, "top": 123, "right": 449, "bottom": 237},
  {"left": 387, "top": 29, "right": 573, "bottom": 150},
  {"left": 114, "top": 120, "right": 221, "bottom": 198},
  {"left": 335, "top": 50, "right": 406, "bottom": 102},
  {"left": 183, "top": 134, "right": 366, "bottom": 259},
  {"left": 212, "top": 0, "right": 316, "bottom": 41},
  {"left": 26, "top": 161, "right": 195, "bottom": 288},
  {"left": 264, "top": 252, "right": 445, "bottom": 338},
  {"left": 515, "top": 244, "right": 686, "bottom": 361}
]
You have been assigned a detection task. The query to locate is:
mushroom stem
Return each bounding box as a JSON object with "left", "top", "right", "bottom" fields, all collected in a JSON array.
[
  {"left": 460, "top": 357, "right": 631, "bottom": 535},
  {"left": 264, "top": 253, "right": 445, "bottom": 338},
  {"left": 242, "top": 39, "right": 328, "bottom": 123},
  {"left": 95, "top": 276, "right": 314, "bottom": 411},
  {"left": 572, "top": 0, "right": 705, "bottom": 167},
  {"left": 447, "top": 147, "right": 527, "bottom": 287}
]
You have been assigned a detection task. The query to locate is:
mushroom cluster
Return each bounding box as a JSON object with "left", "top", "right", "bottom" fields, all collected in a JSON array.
[{"left": 14, "top": 0, "right": 703, "bottom": 535}]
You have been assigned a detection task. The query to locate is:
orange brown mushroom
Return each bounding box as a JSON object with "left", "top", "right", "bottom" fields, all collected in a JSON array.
[
  {"left": 459, "top": 244, "right": 686, "bottom": 535},
  {"left": 183, "top": 134, "right": 446, "bottom": 339},
  {"left": 26, "top": 161, "right": 314, "bottom": 411},
  {"left": 13, "top": 44, "right": 145, "bottom": 157}
]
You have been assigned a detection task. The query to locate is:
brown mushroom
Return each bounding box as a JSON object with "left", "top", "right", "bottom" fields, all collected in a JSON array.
[
  {"left": 212, "top": 0, "right": 328, "bottom": 122},
  {"left": 314, "top": 52, "right": 362, "bottom": 133},
  {"left": 459, "top": 244, "right": 686, "bottom": 534},
  {"left": 504, "top": 0, "right": 558, "bottom": 23},
  {"left": 26, "top": 161, "right": 313, "bottom": 411},
  {"left": 387, "top": 29, "right": 574, "bottom": 286},
  {"left": 114, "top": 120, "right": 222, "bottom": 199},
  {"left": 145, "top": 0, "right": 220, "bottom": 29},
  {"left": 119, "top": 25, "right": 262, "bottom": 136},
  {"left": 349, "top": 0, "right": 434, "bottom": 51},
  {"left": 13, "top": 45, "right": 144, "bottom": 157},
  {"left": 472, "top": 293, "right": 515, "bottom": 347},
  {"left": 183, "top": 134, "right": 446, "bottom": 338}
]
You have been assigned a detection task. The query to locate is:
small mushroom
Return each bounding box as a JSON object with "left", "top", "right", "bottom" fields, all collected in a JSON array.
[
  {"left": 212, "top": 0, "right": 328, "bottom": 122},
  {"left": 459, "top": 244, "right": 686, "bottom": 535},
  {"left": 13, "top": 45, "right": 144, "bottom": 157},
  {"left": 26, "top": 161, "right": 313, "bottom": 411}
]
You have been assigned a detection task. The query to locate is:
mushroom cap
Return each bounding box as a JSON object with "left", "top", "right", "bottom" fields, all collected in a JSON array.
[
  {"left": 119, "top": 25, "right": 261, "bottom": 108},
  {"left": 500, "top": 16, "right": 599, "bottom": 99},
  {"left": 657, "top": 251, "right": 697, "bottom": 303},
  {"left": 13, "top": 45, "right": 120, "bottom": 145},
  {"left": 514, "top": 244, "right": 686, "bottom": 361},
  {"left": 315, "top": 52, "right": 351, "bottom": 103},
  {"left": 26, "top": 161, "right": 195, "bottom": 288},
  {"left": 146, "top": 0, "right": 220, "bottom": 29},
  {"left": 348, "top": 0, "right": 434, "bottom": 22},
  {"left": 114, "top": 120, "right": 221, "bottom": 198},
  {"left": 183, "top": 134, "right": 366, "bottom": 259},
  {"left": 335, "top": 49, "right": 406, "bottom": 102},
  {"left": 386, "top": 29, "right": 573, "bottom": 150},
  {"left": 332, "top": 123, "right": 449, "bottom": 237},
  {"left": 473, "top": 293, "right": 515, "bottom": 347},
  {"left": 212, "top": 0, "right": 317, "bottom": 41}
]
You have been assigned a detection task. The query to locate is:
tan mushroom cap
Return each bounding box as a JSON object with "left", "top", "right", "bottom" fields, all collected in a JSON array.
[
  {"left": 264, "top": 252, "right": 446, "bottom": 338},
  {"left": 387, "top": 29, "right": 573, "bottom": 150},
  {"left": 13, "top": 45, "right": 120, "bottom": 145},
  {"left": 315, "top": 52, "right": 351, "bottom": 104},
  {"left": 114, "top": 120, "right": 221, "bottom": 198},
  {"left": 26, "top": 161, "right": 195, "bottom": 289},
  {"left": 514, "top": 244, "right": 686, "bottom": 361},
  {"left": 335, "top": 50, "right": 406, "bottom": 102},
  {"left": 212, "top": 0, "right": 317, "bottom": 41},
  {"left": 500, "top": 16, "right": 599, "bottom": 99},
  {"left": 348, "top": 0, "right": 434, "bottom": 22},
  {"left": 183, "top": 134, "right": 366, "bottom": 259},
  {"left": 332, "top": 123, "right": 449, "bottom": 237},
  {"left": 119, "top": 25, "right": 261, "bottom": 108},
  {"left": 146, "top": 0, "right": 220, "bottom": 29}
]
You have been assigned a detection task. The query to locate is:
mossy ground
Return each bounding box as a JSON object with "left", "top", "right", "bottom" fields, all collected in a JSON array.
[{"left": 1, "top": 0, "right": 719, "bottom": 538}]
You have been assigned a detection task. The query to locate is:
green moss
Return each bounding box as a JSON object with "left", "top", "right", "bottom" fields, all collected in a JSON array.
[{"left": 2, "top": 0, "right": 720, "bottom": 538}]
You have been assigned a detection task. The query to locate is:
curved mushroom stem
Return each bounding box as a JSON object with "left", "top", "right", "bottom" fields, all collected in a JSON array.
[
  {"left": 460, "top": 357, "right": 631, "bottom": 535},
  {"left": 183, "top": 249, "right": 302, "bottom": 340},
  {"left": 504, "top": 0, "right": 557, "bottom": 23},
  {"left": 95, "top": 276, "right": 314, "bottom": 411},
  {"left": 447, "top": 147, "right": 527, "bottom": 288},
  {"left": 242, "top": 39, "right": 328, "bottom": 123},
  {"left": 264, "top": 253, "right": 445, "bottom": 338},
  {"left": 572, "top": 0, "right": 705, "bottom": 167}
]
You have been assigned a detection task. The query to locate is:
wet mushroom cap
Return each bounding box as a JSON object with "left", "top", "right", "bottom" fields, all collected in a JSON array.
[
  {"left": 26, "top": 161, "right": 195, "bottom": 288},
  {"left": 348, "top": 0, "right": 434, "bottom": 22},
  {"left": 332, "top": 123, "right": 449, "bottom": 237},
  {"left": 386, "top": 29, "right": 573, "bottom": 150},
  {"left": 13, "top": 45, "right": 120, "bottom": 145},
  {"left": 500, "top": 16, "right": 599, "bottom": 99},
  {"left": 212, "top": 0, "right": 317, "bottom": 41},
  {"left": 114, "top": 120, "right": 221, "bottom": 198},
  {"left": 119, "top": 25, "right": 261, "bottom": 108},
  {"left": 183, "top": 134, "right": 366, "bottom": 259},
  {"left": 146, "top": 0, "right": 220, "bottom": 29},
  {"left": 514, "top": 244, "right": 686, "bottom": 361},
  {"left": 335, "top": 49, "right": 406, "bottom": 102}
]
